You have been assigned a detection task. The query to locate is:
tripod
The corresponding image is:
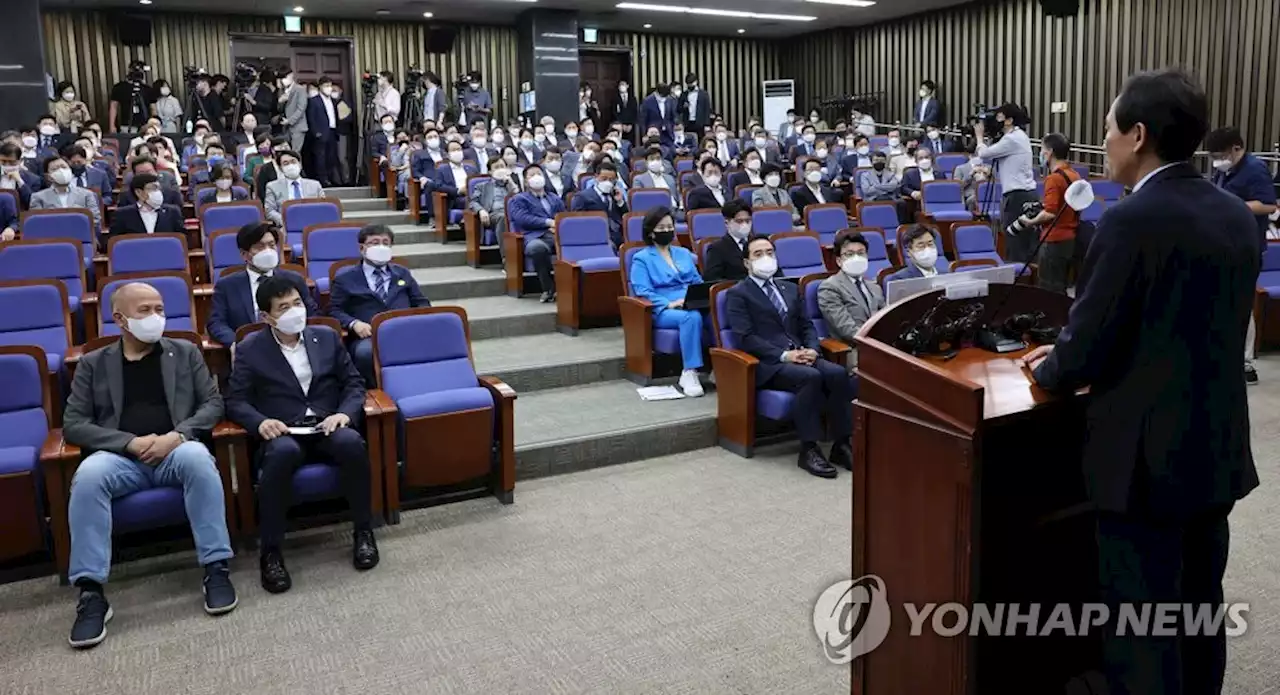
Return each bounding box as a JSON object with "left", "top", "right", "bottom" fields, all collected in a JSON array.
[
  {"left": 357, "top": 88, "right": 379, "bottom": 187},
  {"left": 401, "top": 77, "right": 423, "bottom": 133},
  {"left": 127, "top": 82, "right": 149, "bottom": 133}
]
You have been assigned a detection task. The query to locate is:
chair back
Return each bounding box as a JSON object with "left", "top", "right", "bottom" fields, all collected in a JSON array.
[
  {"left": 771, "top": 231, "right": 826, "bottom": 278},
  {"left": 19, "top": 209, "right": 95, "bottom": 263},
  {"left": 577, "top": 172, "right": 594, "bottom": 190},
  {"left": 1261, "top": 243, "right": 1280, "bottom": 283},
  {"left": 0, "top": 239, "right": 86, "bottom": 305},
  {"left": 921, "top": 180, "right": 965, "bottom": 208},
  {"left": 869, "top": 136, "right": 889, "bottom": 150},
  {"left": 678, "top": 171, "right": 699, "bottom": 192},
  {"left": 752, "top": 207, "right": 793, "bottom": 236},
  {"left": 688, "top": 209, "right": 726, "bottom": 243},
  {"left": 207, "top": 228, "right": 247, "bottom": 283},
  {"left": 620, "top": 242, "right": 647, "bottom": 297},
  {"left": 975, "top": 182, "right": 1003, "bottom": 210},
  {"left": 199, "top": 200, "right": 263, "bottom": 240},
  {"left": 97, "top": 271, "right": 196, "bottom": 336},
  {"left": 855, "top": 229, "right": 893, "bottom": 279},
  {"left": 735, "top": 184, "right": 760, "bottom": 203},
  {"left": 0, "top": 189, "right": 18, "bottom": 215},
  {"left": 1079, "top": 199, "right": 1106, "bottom": 224},
  {"left": 804, "top": 203, "right": 848, "bottom": 245},
  {"left": 282, "top": 198, "right": 343, "bottom": 250},
  {"left": 695, "top": 238, "right": 716, "bottom": 269},
  {"left": 0, "top": 280, "right": 71, "bottom": 363},
  {"left": 710, "top": 282, "right": 740, "bottom": 349},
  {"left": 623, "top": 211, "right": 646, "bottom": 243},
  {"left": 674, "top": 157, "right": 694, "bottom": 174},
  {"left": 936, "top": 154, "right": 966, "bottom": 177},
  {"left": 107, "top": 232, "right": 189, "bottom": 274},
  {"left": 629, "top": 188, "right": 673, "bottom": 214},
  {"left": 554, "top": 213, "right": 614, "bottom": 262},
  {"left": 1089, "top": 178, "right": 1124, "bottom": 201},
  {"left": 0, "top": 346, "right": 50, "bottom": 449},
  {"left": 371, "top": 307, "right": 477, "bottom": 398},
  {"left": 953, "top": 224, "right": 997, "bottom": 258},
  {"left": 857, "top": 202, "right": 899, "bottom": 234},
  {"left": 800, "top": 273, "right": 832, "bottom": 339},
  {"left": 303, "top": 221, "right": 364, "bottom": 289}
]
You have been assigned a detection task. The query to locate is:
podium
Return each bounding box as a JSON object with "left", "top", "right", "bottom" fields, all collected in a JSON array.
[{"left": 851, "top": 284, "right": 1102, "bottom": 695}]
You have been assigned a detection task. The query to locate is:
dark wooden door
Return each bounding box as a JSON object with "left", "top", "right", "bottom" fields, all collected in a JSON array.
[
  {"left": 292, "top": 45, "right": 350, "bottom": 93},
  {"left": 579, "top": 51, "right": 628, "bottom": 129}
]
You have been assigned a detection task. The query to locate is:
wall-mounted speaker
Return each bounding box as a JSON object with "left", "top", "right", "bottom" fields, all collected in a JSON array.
[
  {"left": 1040, "top": 0, "right": 1080, "bottom": 17},
  {"left": 113, "top": 13, "right": 154, "bottom": 46},
  {"left": 426, "top": 26, "right": 458, "bottom": 54}
]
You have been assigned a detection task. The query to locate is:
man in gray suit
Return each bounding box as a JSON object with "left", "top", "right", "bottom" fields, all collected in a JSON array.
[
  {"left": 29, "top": 155, "right": 102, "bottom": 235},
  {"left": 469, "top": 155, "right": 522, "bottom": 251},
  {"left": 280, "top": 70, "right": 309, "bottom": 153},
  {"left": 633, "top": 145, "right": 683, "bottom": 220},
  {"left": 817, "top": 230, "right": 886, "bottom": 368},
  {"left": 61, "top": 282, "right": 237, "bottom": 649},
  {"left": 264, "top": 150, "right": 325, "bottom": 226}
]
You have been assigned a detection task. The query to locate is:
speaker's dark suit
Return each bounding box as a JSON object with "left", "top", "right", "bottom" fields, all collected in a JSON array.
[
  {"left": 702, "top": 234, "right": 747, "bottom": 283},
  {"left": 206, "top": 268, "right": 317, "bottom": 346},
  {"left": 1033, "top": 162, "right": 1260, "bottom": 695},
  {"left": 107, "top": 204, "right": 185, "bottom": 237},
  {"left": 724, "top": 277, "right": 853, "bottom": 443},
  {"left": 225, "top": 325, "right": 372, "bottom": 547}
]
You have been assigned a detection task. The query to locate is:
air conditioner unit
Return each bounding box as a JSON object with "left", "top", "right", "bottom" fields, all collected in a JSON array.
[{"left": 762, "top": 79, "right": 795, "bottom": 137}]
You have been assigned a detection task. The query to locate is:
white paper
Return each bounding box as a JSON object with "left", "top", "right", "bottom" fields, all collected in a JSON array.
[
  {"left": 637, "top": 386, "right": 686, "bottom": 401},
  {"left": 287, "top": 426, "right": 322, "bottom": 436}
]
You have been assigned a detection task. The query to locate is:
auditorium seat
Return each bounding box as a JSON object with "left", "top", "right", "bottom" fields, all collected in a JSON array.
[
  {"left": 0, "top": 345, "right": 54, "bottom": 564},
  {"left": 623, "top": 210, "right": 646, "bottom": 244},
  {"left": 553, "top": 212, "right": 622, "bottom": 335},
  {"left": 501, "top": 198, "right": 555, "bottom": 298},
  {"left": 0, "top": 239, "right": 86, "bottom": 316},
  {"left": 618, "top": 241, "right": 686, "bottom": 385},
  {"left": 799, "top": 273, "right": 853, "bottom": 365},
  {"left": 772, "top": 231, "right": 827, "bottom": 278},
  {"left": 804, "top": 203, "right": 850, "bottom": 246},
  {"left": 107, "top": 232, "right": 189, "bottom": 275},
  {"left": 302, "top": 221, "right": 364, "bottom": 295},
  {"left": 688, "top": 209, "right": 725, "bottom": 249},
  {"left": 856, "top": 229, "right": 894, "bottom": 281},
  {"left": 432, "top": 177, "right": 483, "bottom": 245},
  {"left": 857, "top": 202, "right": 901, "bottom": 253},
  {"left": 281, "top": 199, "right": 343, "bottom": 259},
  {"left": 20, "top": 209, "right": 96, "bottom": 269},
  {"left": 0, "top": 279, "right": 72, "bottom": 379},
  {"left": 936, "top": 154, "right": 966, "bottom": 177},
  {"left": 199, "top": 200, "right": 264, "bottom": 248},
  {"left": 735, "top": 184, "right": 761, "bottom": 204},
  {"left": 1089, "top": 178, "right": 1124, "bottom": 201},
  {"left": 93, "top": 271, "right": 198, "bottom": 340},
  {"left": 753, "top": 207, "right": 793, "bottom": 236}
]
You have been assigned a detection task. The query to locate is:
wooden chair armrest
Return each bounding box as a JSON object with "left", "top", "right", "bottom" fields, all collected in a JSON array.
[
  {"left": 618, "top": 295, "right": 653, "bottom": 313},
  {"left": 819, "top": 337, "right": 852, "bottom": 367},
  {"left": 479, "top": 375, "right": 517, "bottom": 401},
  {"left": 363, "top": 392, "right": 382, "bottom": 417},
  {"left": 366, "top": 389, "right": 398, "bottom": 415},
  {"left": 193, "top": 284, "right": 214, "bottom": 297},
  {"left": 212, "top": 421, "right": 247, "bottom": 439},
  {"left": 709, "top": 346, "right": 760, "bottom": 369},
  {"left": 82, "top": 292, "right": 99, "bottom": 307},
  {"left": 202, "top": 338, "right": 225, "bottom": 351},
  {"left": 40, "top": 430, "right": 81, "bottom": 462},
  {"left": 65, "top": 345, "right": 84, "bottom": 365}
]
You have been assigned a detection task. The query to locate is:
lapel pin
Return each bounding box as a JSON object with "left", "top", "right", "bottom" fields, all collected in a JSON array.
[{"left": 397, "top": 279, "right": 406, "bottom": 286}]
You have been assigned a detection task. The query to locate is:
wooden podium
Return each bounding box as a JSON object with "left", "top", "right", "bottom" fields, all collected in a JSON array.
[{"left": 851, "top": 284, "right": 1102, "bottom": 695}]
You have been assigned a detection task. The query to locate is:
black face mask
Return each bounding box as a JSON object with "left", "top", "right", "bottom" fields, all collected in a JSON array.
[
  {"left": 70, "top": 165, "right": 87, "bottom": 175},
  {"left": 872, "top": 162, "right": 886, "bottom": 172},
  {"left": 652, "top": 230, "right": 675, "bottom": 246}
]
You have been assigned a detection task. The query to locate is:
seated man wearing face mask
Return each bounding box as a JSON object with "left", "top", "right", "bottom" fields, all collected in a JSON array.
[
  {"left": 226, "top": 276, "right": 379, "bottom": 595},
  {"left": 923, "top": 126, "right": 953, "bottom": 155},
  {"left": 728, "top": 148, "right": 766, "bottom": 192},
  {"left": 570, "top": 160, "right": 628, "bottom": 250},
  {"left": 687, "top": 158, "right": 730, "bottom": 211},
  {"left": 329, "top": 224, "right": 430, "bottom": 384},
  {"left": 264, "top": 150, "right": 325, "bottom": 227},
  {"left": 788, "top": 124, "right": 822, "bottom": 162},
  {"left": 508, "top": 163, "right": 568, "bottom": 303},
  {"left": 29, "top": 155, "right": 103, "bottom": 234},
  {"left": 953, "top": 143, "right": 993, "bottom": 212},
  {"left": 471, "top": 155, "right": 524, "bottom": 253},
  {"left": 818, "top": 230, "right": 886, "bottom": 369},
  {"left": 109, "top": 173, "right": 185, "bottom": 237},
  {"left": 703, "top": 199, "right": 757, "bottom": 282},
  {"left": 887, "top": 224, "right": 950, "bottom": 283},
  {"left": 542, "top": 147, "right": 575, "bottom": 199},
  {"left": 900, "top": 147, "right": 938, "bottom": 221},
  {"left": 65, "top": 142, "right": 114, "bottom": 205},
  {"left": 839, "top": 135, "right": 874, "bottom": 181},
  {"left": 858, "top": 151, "right": 902, "bottom": 203},
  {"left": 751, "top": 163, "right": 802, "bottom": 227},
  {"left": 370, "top": 114, "right": 397, "bottom": 163},
  {"left": 792, "top": 157, "right": 843, "bottom": 210},
  {"left": 207, "top": 222, "right": 318, "bottom": 347},
  {"left": 633, "top": 146, "right": 683, "bottom": 221}
]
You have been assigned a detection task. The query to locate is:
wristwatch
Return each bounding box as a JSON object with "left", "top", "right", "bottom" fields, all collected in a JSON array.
[{"left": 175, "top": 432, "right": 187, "bottom": 443}]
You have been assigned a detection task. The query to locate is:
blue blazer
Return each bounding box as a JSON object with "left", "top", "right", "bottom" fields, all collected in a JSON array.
[
  {"left": 629, "top": 245, "right": 702, "bottom": 316},
  {"left": 305, "top": 95, "right": 335, "bottom": 139},
  {"left": 207, "top": 268, "right": 317, "bottom": 346},
  {"left": 901, "top": 168, "right": 931, "bottom": 197},
  {"left": 75, "top": 167, "right": 114, "bottom": 205},
  {"left": 328, "top": 261, "right": 429, "bottom": 329},
  {"left": 410, "top": 151, "right": 445, "bottom": 181},
  {"left": 225, "top": 325, "right": 366, "bottom": 432},
  {"left": 915, "top": 98, "right": 942, "bottom": 127},
  {"left": 432, "top": 163, "right": 479, "bottom": 207},
  {"left": 107, "top": 204, "right": 185, "bottom": 237},
  {"left": 886, "top": 258, "right": 951, "bottom": 284},
  {"left": 639, "top": 95, "right": 675, "bottom": 145},
  {"left": 508, "top": 191, "right": 567, "bottom": 241},
  {"left": 923, "top": 137, "right": 953, "bottom": 155},
  {"left": 569, "top": 185, "right": 627, "bottom": 247},
  {"left": 0, "top": 192, "right": 16, "bottom": 232},
  {"left": 724, "top": 278, "right": 819, "bottom": 385},
  {"left": 370, "top": 132, "right": 391, "bottom": 159}
]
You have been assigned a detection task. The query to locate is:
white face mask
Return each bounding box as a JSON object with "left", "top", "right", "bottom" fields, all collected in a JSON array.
[
  {"left": 364, "top": 244, "right": 393, "bottom": 265},
  {"left": 809, "top": 115, "right": 819, "bottom": 122},
  {"left": 856, "top": 146, "right": 871, "bottom": 156},
  {"left": 917, "top": 159, "right": 933, "bottom": 171},
  {"left": 469, "top": 82, "right": 480, "bottom": 91},
  {"left": 750, "top": 255, "right": 778, "bottom": 279},
  {"left": 746, "top": 159, "right": 761, "bottom": 172},
  {"left": 526, "top": 174, "right": 546, "bottom": 191},
  {"left": 124, "top": 312, "right": 166, "bottom": 343},
  {"left": 545, "top": 159, "right": 562, "bottom": 173},
  {"left": 888, "top": 137, "right": 901, "bottom": 148},
  {"left": 320, "top": 86, "right": 333, "bottom": 97},
  {"left": 805, "top": 170, "right": 822, "bottom": 184},
  {"left": 215, "top": 178, "right": 233, "bottom": 191},
  {"left": 582, "top": 126, "right": 595, "bottom": 135},
  {"left": 1212, "top": 159, "right": 1233, "bottom": 172},
  {"left": 520, "top": 138, "right": 534, "bottom": 149},
  {"left": 502, "top": 153, "right": 518, "bottom": 165},
  {"left": 565, "top": 129, "right": 578, "bottom": 139},
  {"left": 754, "top": 137, "right": 768, "bottom": 149},
  {"left": 596, "top": 179, "right": 614, "bottom": 195},
  {"left": 927, "top": 130, "right": 940, "bottom": 141},
  {"left": 382, "top": 123, "right": 395, "bottom": 133},
  {"left": 619, "top": 85, "right": 628, "bottom": 93},
  {"left": 715, "top": 132, "right": 727, "bottom": 142},
  {"left": 448, "top": 150, "right": 464, "bottom": 164},
  {"left": 281, "top": 163, "right": 302, "bottom": 179},
  {"left": 39, "top": 125, "right": 58, "bottom": 136},
  {"left": 273, "top": 306, "right": 307, "bottom": 335},
  {"left": 492, "top": 168, "right": 511, "bottom": 182},
  {"left": 491, "top": 133, "right": 506, "bottom": 145},
  {"left": 704, "top": 173, "right": 721, "bottom": 188},
  {"left": 50, "top": 168, "right": 73, "bottom": 186},
  {"left": 912, "top": 246, "right": 938, "bottom": 269},
  {"left": 426, "top": 138, "right": 441, "bottom": 150},
  {"left": 647, "top": 160, "right": 663, "bottom": 174},
  {"left": 252, "top": 248, "right": 279, "bottom": 270},
  {"left": 62, "top": 92, "right": 76, "bottom": 102},
  {"left": 582, "top": 150, "right": 596, "bottom": 162},
  {"left": 671, "top": 89, "right": 682, "bottom": 98},
  {"left": 765, "top": 174, "right": 781, "bottom": 188},
  {"left": 919, "top": 88, "right": 930, "bottom": 98},
  {"left": 282, "top": 76, "right": 294, "bottom": 87},
  {"left": 841, "top": 254, "right": 869, "bottom": 277},
  {"left": 21, "top": 136, "right": 37, "bottom": 149},
  {"left": 803, "top": 133, "right": 816, "bottom": 144},
  {"left": 146, "top": 190, "right": 165, "bottom": 208},
  {"left": 728, "top": 221, "right": 751, "bottom": 240},
  {"left": 815, "top": 148, "right": 828, "bottom": 159}
]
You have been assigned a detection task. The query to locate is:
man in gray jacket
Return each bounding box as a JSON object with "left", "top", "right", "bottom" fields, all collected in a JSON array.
[
  {"left": 817, "top": 230, "right": 885, "bottom": 368},
  {"left": 280, "top": 69, "right": 309, "bottom": 153},
  {"left": 61, "top": 282, "right": 237, "bottom": 649},
  {"left": 469, "top": 155, "right": 522, "bottom": 250},
  {"left": 29, "top": 155, "right": 102, "bottom": 235}
]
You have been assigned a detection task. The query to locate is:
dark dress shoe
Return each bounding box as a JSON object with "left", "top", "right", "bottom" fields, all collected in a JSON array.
[
  {"left": 830, "top": 441, "right": 854, "bottom": 471},
  {"left": 798, "top": 447, "right": 838, "bottom": 479},
  {"left": 353, "top": 529, "right": 380, "bottom": 571},
  {"left": 260, "top": 551, "right": 292, "bottom": 594}
]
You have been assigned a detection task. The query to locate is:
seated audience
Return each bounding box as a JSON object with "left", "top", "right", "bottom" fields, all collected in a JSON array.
[
  {"left": 923, "top": 126, "right": 953, "bottom": 155},
  {"left": 749, "top": 128, "right": 784, "bottom": 166},
  {"left": 516, "top": 128, "right": 541, "bottom": 167},
  {"left": 840, "top": 135, "right": 874, "bottom": 179},
  {"left": 464, "top": 123, "right": 495, "bottom": 175},
  {"left": 573, "top": 141, "right": 601, "bottom": 180},
  {"left": 30, "top": 155, "right": 102, "bottom": 233},
  {"left": 728, "top": 148, "right": 765, "bottom": 191},
  {"left": 386, "top": 131, "right": 415, "bottom": 195},
  {"left": 65, "top": 143, "right": 113, "bottom": 205},
  {"left": 0, "top": 180, "right": 16, "bottom": 240},
  {"left": 712, "top": 123, "right": 740, "bottom": 167},
  {"left": 62, "top": 282, "right": 236, "bottom": 649},
  {"left": 507, "top": 163, "right": 568, "bottom": 303},
  {"left": 264, "top": 150, "right": 325, "bottom": 226},
  {"left": 859, "top": 151, "right": 901, "bottom": 202},
  {"left": 751, "top": 163, "right": 802, "bottom": 226},
  {"left": 634, "top": 146, "right": 683, "bottom": 220},
  {"left": 0, "top": 142, "right": 40, "bottom": 209},
  {"left": 432, "top": 139, "right": 474, "bottom": 213},
  {"left": 703, "top": 199, "right": 755, "bottom": 282},
  {"left": 149, "top": 135, "right": 184, "bottom": 186},
  {"left": 226, "top": 276, "right": 379, "bottom": 595},
  {"left": 199, "top": 162, "right": 250, "bottom": 206},
  {"left": 887, "top": 224, "right": 950, "bottom": 281},
  {"left": 119, "top": 157, "right": 183, "bottom": 207},
  {"left": 792, "top": 158, "right": 841, "bottom": 209},
  {"left": 329, "top": 224, "right": 430, "bottom": 384},
  {"left": 725, "top": 236, "right": 854, "bottom": 478},
  {"left": 629, "top": 207, "right": 706, "bottom": 397},
  {"left": 901, "top": 147, "right": 937, "bottom": 202},
  {"left": 789, "top": 124, "right": 821, "bottom": 161},
  {"left": 817, "top": 230, "right": 886, "bottom": 367},
  {"left": 370, "top": 113, "right": 396, "bottom": 162},
  {"left": 687, "top": 158, "right": 729, "bottom": 211},
  {"left": 470, "top": 156, "right": 523, "bottom": 250},
  {"left": 207, "top": 222, "right": 317, "bottom": 347},
  {"left": 109, "top": 173, "right": 185, "bottom": 237},
  {"left": 569, "top": 160, "right": 628, "bottom": 249},
  {"left": 543, "top": 147, "right": 574, "bottom": 198}
]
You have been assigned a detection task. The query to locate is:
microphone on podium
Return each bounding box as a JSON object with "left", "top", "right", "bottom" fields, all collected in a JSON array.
[{"left": 976, "top": 178, "right": 1096, "bottom": 353}]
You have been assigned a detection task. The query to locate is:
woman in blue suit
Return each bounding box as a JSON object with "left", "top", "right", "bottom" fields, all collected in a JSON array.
[{"left": 629, "top": 206, "right": 706, "bottom": 397}]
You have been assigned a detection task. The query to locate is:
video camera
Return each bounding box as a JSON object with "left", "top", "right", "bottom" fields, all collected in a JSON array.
[
  {"left": 127, "top": 60, "right": 151, "bottom": 84},
  {"left": 233, "top": 61, "right": 259, "bottom": 88},
  {"left": 405, "top": 65, "right": 423, "bottom": 92},
  {"left": 958, "top": 103, "right": 1002, "bottom": 141},
  {"left": 183, "top": 65, "right": 210, "bottom": 89}
]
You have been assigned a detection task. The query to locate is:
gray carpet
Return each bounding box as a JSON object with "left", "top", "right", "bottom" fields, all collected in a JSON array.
[{"left": 0, "top": 445, "right": 851, "bottom": 695}]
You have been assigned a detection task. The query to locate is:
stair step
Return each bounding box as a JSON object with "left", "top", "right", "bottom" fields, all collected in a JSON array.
[
  {"left": 410, "top": 266, "right": 506, "bottom": 300},
  {"left": 442, "top": 295, "right": 557, "bottom": 340},
  {"left": 473, "top": 327, "right": 625, "bottom": 392},
  {"left": 341, "top": 197, "right": 393, "bottom": 213},
  {"left": 327, "top": 186, "right": 376, "bottom": 200},
  {"left": 345, "top": 209, "right": 412, "bottom": 226},
  {"left": 394, "top": 242, "right": 467, "bottom": 269},
  {"left": 513, "top": 379, "right": 718, "bottom": 479},
  {"left": 388, "top": 224, "right": 438, "bottom": 246}
]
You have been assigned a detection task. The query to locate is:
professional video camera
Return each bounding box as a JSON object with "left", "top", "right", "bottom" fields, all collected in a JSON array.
[
  {"left": 127, "top": 60, "right": 150, "bottom": 84},
  {"left": 958, "top": 102, "right": 1001, "bottom": 140},
  {"left": 361, "top": 70, "right": 378, "bottom": 99},
  {"left": 405, "top": 66, "right": 424, "bottom": 93},
  {"left": 183, "top": 65, "right": 209, "bottom": 89},
  {"left": 233, "top": 61, "right": 259, "bottom": 88}
]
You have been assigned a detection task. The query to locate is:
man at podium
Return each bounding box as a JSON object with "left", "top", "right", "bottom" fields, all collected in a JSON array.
[{"left": 1023, "top": 69, "right": 1260, "bottom": 695}]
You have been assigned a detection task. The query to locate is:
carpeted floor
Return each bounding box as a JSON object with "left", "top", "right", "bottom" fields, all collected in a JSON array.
[{"left": 0, "top": 445, "right": 852, "bottom": 695}]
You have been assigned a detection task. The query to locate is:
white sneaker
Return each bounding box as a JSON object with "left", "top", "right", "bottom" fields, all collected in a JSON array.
[{"left": 679, "top": 370, "right": 704, "bottom": 397}]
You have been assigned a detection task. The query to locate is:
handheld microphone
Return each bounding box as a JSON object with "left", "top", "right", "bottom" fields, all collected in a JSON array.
[{"left": 976, "top": 177, "right": 1096, "bottom": 353}]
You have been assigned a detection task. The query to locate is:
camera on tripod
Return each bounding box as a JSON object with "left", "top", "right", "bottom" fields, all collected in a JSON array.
[
  {"left": 183, "top": 65, "right": 209, "bottom": 89},
  {"left": 959, "top": 103, "right": 1002, "bottom": 140},
  {"left": 127, "top": 60, "right": 150, "bottom": 84},
  {"left": 233, "top": 61, "right": 258, "bottom": 88},
  {"left": 404, "top": 66, "right": 423, "bottom": 93},
  {"left": 361, "top": 71, "right": 378, "bottom": 98}
]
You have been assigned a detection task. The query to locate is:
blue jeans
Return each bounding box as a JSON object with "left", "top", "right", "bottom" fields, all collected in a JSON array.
[
  {"left": 654, "top": 308, "right": 703, "bottom": 370},
  {"left": 68, "top": 442, "right": 234, "bottom": 584}
]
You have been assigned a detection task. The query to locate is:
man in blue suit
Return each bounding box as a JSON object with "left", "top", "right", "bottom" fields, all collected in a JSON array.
[
  {"left": 304, "top": 77, "right": 340, "bottom": 187},
  {"left": 0, "top": 142, "right": 40, "bottom": 209},
  {"left": 639, "top": 84, "right": 676, "bottom": 147},
  {"left": 725, "top": 235, "right": 854, "bottom": 479},
  {"left": 226, "top": 276, "right": 378, "bottom": 595},
  {"left": 0, "top": 183, "right": 16, "bottom": 241},
  {"left": 1022, "top": 69, "right": 1258, "bottom": 695},
  {"left": 329, "top": 224, "right": 431, "bottom": 384},
  {"left": 431, "top": 140, "right": 478, "bottom": 215},
  {"left": 886, "top": 224, "right": 949, "bottom": 283},
  {"left": 207, "top": 222, "right": 318, "bottom": 347},
  {"left": 64, "top": 144, "right": 113, "bottom": 206},
  {"left": 507, "top": 162, "right": 568, "bottom": 303},
  {"left": 915, "top": 80, "right": 942, "bottom": 128},
  {"left": 570, "top": 160, "right": 628, "bottom": 249}
]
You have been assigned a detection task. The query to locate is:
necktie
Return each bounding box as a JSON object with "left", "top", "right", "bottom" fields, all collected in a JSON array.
[
  {"left": 765, "top": 281, "right": 787, "bottom": 317},
  {"left": 77, "top": 174, "right": 86, "bottom": 188},
  {"left": 292, "top": 181, "right": 301, "bottom": 200},
  {"left": 539, "top": 195, "right": 552, "bottom": 216},
  {"left": 855, "top": 279, "right": 870, "bottom": 307},
  {"left": 374, "top": 267, "right": 389, "bottom": 301}
]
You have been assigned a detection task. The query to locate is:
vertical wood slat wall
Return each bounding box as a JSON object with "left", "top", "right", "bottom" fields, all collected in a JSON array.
[
  {"left": 40, "top": 11, "right": 783, "bottom": 135},
  {"left": 780, "top": 0, "right": 1280, "bottom": 153}
]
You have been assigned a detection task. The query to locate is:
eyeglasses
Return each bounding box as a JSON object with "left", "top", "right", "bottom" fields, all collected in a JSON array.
[{"left": 838, "top": 251, "right": 866, "bottom": 261}]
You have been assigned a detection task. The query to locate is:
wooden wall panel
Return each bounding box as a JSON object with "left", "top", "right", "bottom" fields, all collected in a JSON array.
[{"left": 780, "top": 0, "right": 1280, "bottom": 153}]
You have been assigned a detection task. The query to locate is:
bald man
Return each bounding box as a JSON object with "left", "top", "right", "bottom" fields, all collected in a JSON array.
[{"left": 61, "top": 282, "right": 237, "bottom": 649}]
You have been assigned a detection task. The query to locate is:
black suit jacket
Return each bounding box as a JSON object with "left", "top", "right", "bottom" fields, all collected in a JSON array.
[
  {"left": 1033, "top": 162, "right": 1260, "bottom": 516},
  {"left": 687, "top": 185, "right": 728, "bottom": 212},
  {"left": 119, "top": 185, "right": 183, "bottom": 208},
  {"left": 703, "top": 234, "right": 748, "bottom": 283},
  {"left": 108, "top": 204, "right": 186, "bottom": 237},
  {"left": 724, "top": 278, "right": 819, "bottom": 385},
  {"left": 791, "top": 184, "right": 841, "bottom": 210}
]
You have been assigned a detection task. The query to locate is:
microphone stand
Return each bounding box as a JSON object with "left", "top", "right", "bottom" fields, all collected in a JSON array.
[{"left": 975, "top": 201, "right": 1072, "bottom": 353}]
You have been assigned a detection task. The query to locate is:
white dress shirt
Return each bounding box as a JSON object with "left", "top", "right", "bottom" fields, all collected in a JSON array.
[
  {"left": 247, "top": 266, "right": 273, "bottom": 304},
  {"left": 710, "top": 186, "right": 725, "bottom": 206},
  {"left": 549, "top": 174, "right": 566, "bottom": 197},
  {"left": 717, "top": 142, "right": 730, "bottom": 163},
  {"left": 424, "top": 86, "right": 439, "bottom": 122},
  {"left": 806, "top": 183, "right": 826, "bottom": 204},
  {"left": 54, "top": 188, "right": 71, "bottom": 208},
  {"left": 273, "top": 330, "right": 315, "bottom": 416},
  {"left": 918, "top": 98, "right": 932, "bottom": 123},
  {"left": 323, "top": 96, "right": 337, "bottom": 128},
  {"left": 975, "top": 126, "right": 1036, "bottom": 193},
  {"left": 450, "top": 164, "right": 469, "bottom": 191},
  {"left": 1132, "top": 162, "right": 1180, "bottom": 193},
  {"left": 920, "top": 169, "right": 936, "bottom": 184},
  {"left": 658, "top": 98, "right": 666, "bottom": 120},
  {"left": 746, "top": 171, "right": 762, "bottom": 185},
  {"left": 140, "top": 206, "right": 159, "bottom": 234},
  {"left": 687, "top": 90, "right": 699, "bottom": 120}
]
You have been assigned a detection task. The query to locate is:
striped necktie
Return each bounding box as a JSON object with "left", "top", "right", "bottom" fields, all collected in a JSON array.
[
  {"left": 765, "top": 280, "right": 787, "bottom": 317},
  {"left": 374, "top": 267, "right": 389, "bottom": 301}
]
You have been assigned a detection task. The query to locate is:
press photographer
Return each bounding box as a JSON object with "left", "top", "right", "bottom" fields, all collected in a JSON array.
[
  {"left": 973, "top": 103, "right": 1037, "bottom": 263},
  {"left": 459, "top": 71, "right": 493, "bottom": 125},
  {"left": 108, "top": 60, "right": 155, "bottom": 133},
  {"left": 1010, "top": 133, "right": 1081, "bottom": 294}
]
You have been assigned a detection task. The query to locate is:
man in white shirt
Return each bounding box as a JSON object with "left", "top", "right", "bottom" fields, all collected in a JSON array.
[
  {"left": 225, "top": 275, "right": 379, "bottom": 595},
  {"left": 373, "top": 71, "right": 401, "bottom": 123},
  {"left": 974, "top": 103, "right": 1038, "bottom": 262}
]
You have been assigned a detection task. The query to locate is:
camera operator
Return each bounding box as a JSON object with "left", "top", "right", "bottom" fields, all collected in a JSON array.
[
  {"left": 373, "top": 72, "right": 401, "bottom": 123},
  {"left": 1014, "top": 133, "right": 1080, "bottom": 294},
  {"left": 973, "top": 103, "right": 1037, "bottom": 262},
  {"left": 190, "top": 75, "right": 223, "bottom": 132},
  {"left": 460, "top": 72, "right": 493, "bottom": 126},
  {"left": 244, "top": 68, "right": 278, "bottom": 128},
  {"left": 108, "top": 60, "right": 156, "bottom": 133}
]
